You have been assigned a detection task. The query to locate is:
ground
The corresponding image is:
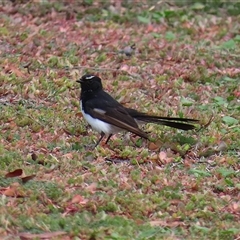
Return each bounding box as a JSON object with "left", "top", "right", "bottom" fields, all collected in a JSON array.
[{"left": 0, "top": 1, "right": 239, "bottom": 239}]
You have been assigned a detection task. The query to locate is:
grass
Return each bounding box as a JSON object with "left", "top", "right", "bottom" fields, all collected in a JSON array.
[{"left": 0, "top": 1, "right": 239, "bottom": 239}]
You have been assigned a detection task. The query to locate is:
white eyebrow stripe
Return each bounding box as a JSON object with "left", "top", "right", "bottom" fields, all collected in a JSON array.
[
  {"left": 93, "top": 108, "right": 106, "bottom": 115},
  {"left": 85, "top": 75, "right": 95, "bottom": 80}
]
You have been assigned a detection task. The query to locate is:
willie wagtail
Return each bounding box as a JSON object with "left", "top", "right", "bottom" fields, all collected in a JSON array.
[{"left": 77, "top": 74, "right": 198, "bottom": 148}]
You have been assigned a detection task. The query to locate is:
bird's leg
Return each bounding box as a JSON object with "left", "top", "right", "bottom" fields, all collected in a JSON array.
[
  {"left": 94, "top": 132, "right": 105, "bottom": 148},
  {"left": 105, "top": 134, "right": 113, "bottom": 145}
]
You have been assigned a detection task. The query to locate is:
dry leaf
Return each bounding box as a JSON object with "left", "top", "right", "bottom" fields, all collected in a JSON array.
[
  {"left": 158, "top": 151, "right": 173, "bottom": 164},
  {"left": 21, "top": 175, "right": 36, "bottom": 183},
  {"left": 62, "top": 153, "right": 73, "bottom": 159},
  {"left": 75, "top": 112, "right": 83, "bottom": 118},
  {"left": 5, "top": 169, "right": 23, "bottom": 178},
  {"left": 71, "top": 194, "right": 88, "bottom": 205},
  {"left": 2, "top": 187, "right": 17, "bottom": 197},
  {"left": 85, "top": 182, "right": 97, "bottom": 193},
  {"left": 31, "top": 152, "right": 38, "bottom": 161},
  {"left": 150, "top": 220, "right": 184, "bottom": 227},
  {"left": 148, "top": 142, "right": 159, "bottom": 151},
  {"left": 5, "top": 63, "right": 25, "bottom": 78},
  {"left": 159, "top": 151, "right": 167, "bottom": 161},
  {"left": 2, "top": 183, "right": 25, "bottom": 197},
  {"left": 18, "top": 231, "right": 66, "bottom": 239}
]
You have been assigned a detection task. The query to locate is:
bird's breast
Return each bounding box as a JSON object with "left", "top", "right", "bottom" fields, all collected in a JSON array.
[{"left": 80, "top": 101, "right": 120, "bottom": 135}]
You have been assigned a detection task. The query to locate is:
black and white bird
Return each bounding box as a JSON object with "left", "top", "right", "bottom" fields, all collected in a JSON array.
[{"left": 77, "top": 74, "right": 198, "bottom": 148}]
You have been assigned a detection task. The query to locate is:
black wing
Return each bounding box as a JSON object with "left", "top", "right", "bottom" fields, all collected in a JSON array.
[{"left": 83, "top": 91, "right": 149, "bottom": 139}]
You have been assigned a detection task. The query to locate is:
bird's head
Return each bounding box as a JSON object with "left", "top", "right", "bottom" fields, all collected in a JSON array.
[{"left": 77, "top": 74, "right": 103, "bottom": 92}]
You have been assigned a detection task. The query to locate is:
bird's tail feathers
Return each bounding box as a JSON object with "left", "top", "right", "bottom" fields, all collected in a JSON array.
[{"left": 134, "top": 115, "right": 198, "bottom": 130}]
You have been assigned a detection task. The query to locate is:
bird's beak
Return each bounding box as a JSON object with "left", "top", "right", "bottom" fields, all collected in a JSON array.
[{"left": 76, "top": 79, "right": 82, "bottom": 84}]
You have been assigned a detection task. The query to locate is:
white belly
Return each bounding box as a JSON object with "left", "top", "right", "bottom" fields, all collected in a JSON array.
[{"left": 80, "top": 101, "right": 120, "bottom": 135}]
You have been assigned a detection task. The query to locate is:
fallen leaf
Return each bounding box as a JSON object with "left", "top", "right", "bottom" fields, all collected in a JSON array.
[
  {"left": 2, "top": 188, "right": 17, "bottom": 197},
  {"left": 31, "top": 152, "right": 38, "bottom": 161},
  {"left": 4, "top": 63, "right": 25, "bottom": 78},
  {"left": 85, "top": 182, "right": 97, "bottom": 193},
  {"left": 62, "top": 153, "right": 73, "bottom": 159},
  {"left": 148, "top": 142, "right": 159, "bottom": 151},
  {"left": 5, "top": 169, "right": 23, "bottom": 178},
  {"left": 229, "top": 202, "right": 239, "bottom": 212},
  {"left": 21, "top": 175, "right": 36, "bottom": 183},
  {"left": 233, "top": 90, "right": 240, "bottom": 98},
  {"left": 71, "top": 194, "right": 88, "bottom": 205},
  {"left": 75, "top": 112, "right": 83, "bottom": 118},
  {"left": 2, "top": 183, "right": 25, "bottom": 197},
  {"left": 159, "top": 151, "right": 167, "bottom": 161},
  {"left": 150, "top": 220, "right": 184, "bottom": 227},
  {"left": 158, "top": 151, "right": 174, "bottom": 164},
  {"left": 18, "top": 231, "right": 66, "bottom": 239}
]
